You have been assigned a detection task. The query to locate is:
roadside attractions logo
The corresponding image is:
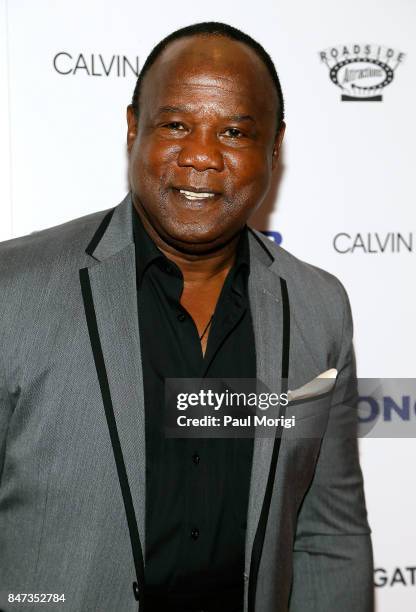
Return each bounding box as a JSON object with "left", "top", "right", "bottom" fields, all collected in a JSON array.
[
  {"left": 53, "top": 52, "right": 139, "bottom": 77},
  {"left": 319, "top": 44, "right": 405, "bottom": 101}
]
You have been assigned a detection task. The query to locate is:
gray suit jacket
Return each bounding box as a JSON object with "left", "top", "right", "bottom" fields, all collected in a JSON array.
[{"left": 0, "top": 193, "right": 373, "bottom": 611}]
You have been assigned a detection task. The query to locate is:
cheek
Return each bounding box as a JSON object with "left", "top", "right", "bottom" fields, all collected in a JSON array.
[
  {"left": 130, "top": 137, "right": 179, "bottom": 184},
  {"left": 225, "top": 150, "right": 272, "bottom": 197}
]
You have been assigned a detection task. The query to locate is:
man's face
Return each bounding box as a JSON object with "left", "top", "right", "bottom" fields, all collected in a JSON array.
[{"left": 127, "top": 34, "right": 284, "bottom": 254}]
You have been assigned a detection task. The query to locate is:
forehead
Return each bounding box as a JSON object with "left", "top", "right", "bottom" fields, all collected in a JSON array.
[{"left": 140, "top": 35, "right": 278, "bottom": 120}]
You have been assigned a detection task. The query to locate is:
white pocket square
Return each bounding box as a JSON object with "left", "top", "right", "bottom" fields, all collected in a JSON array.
[{"left": 288, "top": 369, "right": 338, "bottom": 402}]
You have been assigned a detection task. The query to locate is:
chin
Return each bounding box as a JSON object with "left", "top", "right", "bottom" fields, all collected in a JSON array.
[{"left": 164, "top": 224, "right": 229, "bottom": 253}]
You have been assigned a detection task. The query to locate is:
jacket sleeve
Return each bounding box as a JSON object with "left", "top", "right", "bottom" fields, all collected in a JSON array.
[{"left": 289, "top": 282, "right": 374, "bottom": 612}]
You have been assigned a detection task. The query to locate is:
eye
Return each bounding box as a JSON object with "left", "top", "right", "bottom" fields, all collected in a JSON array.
[
  {"left": 163, "top": 121, "right": 185, "bottom": 131},
  {"left": 223, "top": 127, "right": 244, "bottom": 138}
]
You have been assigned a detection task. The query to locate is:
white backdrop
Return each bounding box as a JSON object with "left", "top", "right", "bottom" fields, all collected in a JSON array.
[{"left": 1, "top": 0, "right": 415, "bottom": 609}]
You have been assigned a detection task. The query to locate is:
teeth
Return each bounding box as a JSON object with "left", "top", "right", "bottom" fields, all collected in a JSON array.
[{"left": 179, "top": 189, "right": 216, "bottom": 200}]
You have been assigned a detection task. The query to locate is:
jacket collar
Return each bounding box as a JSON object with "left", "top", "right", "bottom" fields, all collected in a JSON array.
[{"left": 85, "top": 191, "right": 277, "bottom": 273}]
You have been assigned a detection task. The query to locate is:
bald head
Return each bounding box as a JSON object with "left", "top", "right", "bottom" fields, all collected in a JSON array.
[
  {"left": 132, "top": 22, "right": 284, "bottom": 131},
  {"left": 139, "top": 35, "right": 279, "bottom": 136}
]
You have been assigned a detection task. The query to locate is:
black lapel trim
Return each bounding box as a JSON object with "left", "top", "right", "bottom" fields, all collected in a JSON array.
[
  {"left": 248, "top": 277, "right": 290, "bottom": 611},
  {"left": 85, "top": 208, "right": 115, "bottom": 258},
  {"left": 79, "top": 267, "right": 145, "bottom": 606},
  {"left": 280, "top": 278, "right": 290, "bottom": 381}
]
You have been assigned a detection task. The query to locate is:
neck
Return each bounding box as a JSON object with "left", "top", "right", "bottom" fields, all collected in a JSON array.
[{"left": 133, "top": 200, "right": 241, "bottom": 284}]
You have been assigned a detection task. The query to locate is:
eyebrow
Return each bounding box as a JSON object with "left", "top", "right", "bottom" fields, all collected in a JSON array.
[{"left": 156, "top": 105, "right": 256, "bottom": 123}]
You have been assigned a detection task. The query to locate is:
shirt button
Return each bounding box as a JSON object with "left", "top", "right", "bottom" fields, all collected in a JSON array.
[
  {"left": 132, "top": 581, "right": 140, "bottom": 601},
  {"left": 177, "top": 312, "right": 186, "bottom": 322},
  {"left": 192, "top": 453, "right": 200, "bottom": 464},
  {"left": 165, "top": 263, "right": 173, "bottom": 273},
  {"left": 191, "top": 527, "right": 200, "bottom": 540}
]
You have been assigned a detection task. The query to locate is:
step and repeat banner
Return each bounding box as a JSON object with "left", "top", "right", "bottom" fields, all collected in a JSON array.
[{"left": 1, "top": 0, "right": 414, "bottom": 609}]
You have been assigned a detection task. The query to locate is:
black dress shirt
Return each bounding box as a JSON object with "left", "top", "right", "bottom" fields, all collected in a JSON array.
[{"left": 133, "top": 206, "right": 256, "bottom": 612}]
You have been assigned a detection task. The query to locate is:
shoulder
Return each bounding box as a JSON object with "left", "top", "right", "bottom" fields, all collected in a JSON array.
[
  {"left": 249, "top": 229, "right": 352, "bottom": 348},
  {"left": 250, "top": 229, "right": 349, "bottom": 302},
  {"left": 0, "top": 208, "right": 114, "bottom": 370},
  {"left": 0, "top": 209, "right": 113, "bottom": 333},
  {"left": 0, "top": 208, "right": 111, "bottom": 280}
]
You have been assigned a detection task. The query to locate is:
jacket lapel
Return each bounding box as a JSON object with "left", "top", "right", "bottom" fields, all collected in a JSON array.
[
  {"left": 245, "top": 231, "right": 285, "bottom": 606},
  {"left": 79, "top": 195, "right": 146, "bottom": 596},
  {"left": 85, "top": 245, "right": 146, "bottom": 542}
]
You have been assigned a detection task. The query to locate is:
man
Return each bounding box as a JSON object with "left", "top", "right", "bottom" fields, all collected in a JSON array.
[{"left": 0, "top": 22, "right": 373, "bottom": 612}]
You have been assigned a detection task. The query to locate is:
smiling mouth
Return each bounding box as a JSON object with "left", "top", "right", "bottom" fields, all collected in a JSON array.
[{"left": 174, "top": 187, "right": 219, "bottom": 201}]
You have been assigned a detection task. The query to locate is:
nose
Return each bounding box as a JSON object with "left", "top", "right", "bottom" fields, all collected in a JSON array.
[{"left": 177, "top": 131, "right": 224, "bottom": 172}]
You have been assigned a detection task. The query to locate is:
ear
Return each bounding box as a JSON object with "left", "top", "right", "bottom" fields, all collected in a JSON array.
[
  {"left": 126, "top": 104, "right": 138, "bottom": 154},
  {"left": 272, "top": 121, "right": 286, "bottom": 170}
]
